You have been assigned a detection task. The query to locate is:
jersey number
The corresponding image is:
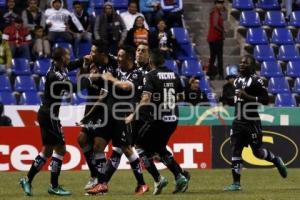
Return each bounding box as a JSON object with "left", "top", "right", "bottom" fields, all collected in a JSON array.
[{"left": 163, "top": 88, "right": 175, "bottom": 109}]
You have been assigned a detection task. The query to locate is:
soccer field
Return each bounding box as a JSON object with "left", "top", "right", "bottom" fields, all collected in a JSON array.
[{"left": 1, "top": 169, "right": 300, "bottom": 200}]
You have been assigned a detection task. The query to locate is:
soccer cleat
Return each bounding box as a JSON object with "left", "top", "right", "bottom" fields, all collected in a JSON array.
[
  {"left": 84, "top": 177, "right": 98, "bottom": 190},
  {"left": 274, "top": 156, "right": 288, "bottom": 178},
  {"left": 135, "top": 184, "right": 149, "bottom": 195},
  {"left": 172, "top": 175, "right": 188, "bottom": 194},
  {"left": 19, "top": 177, "right": 32, "bottom": 196},
  {"left": 183, "top": 170, "right": 191, "bottom": 181},
  {"left": 48, "top": 185, "right": 72, "bottom": 196},
  {"left": 86, "top": 183, "right": 108, "bottom": 195},
  {"left": 224, "top": 183, "right": 241, "bottom": 191},
  {"left": 153, "top": 176, "right": 168, "bottom": 195}
]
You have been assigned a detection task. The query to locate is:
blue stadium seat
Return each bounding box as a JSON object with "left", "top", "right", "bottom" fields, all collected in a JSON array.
[
  {"left": 268, "top": 77, "right": 290, "bottom": 94},
  {"left": 263, "top": 11, "right": 286, "bottom": 27},
  {"left": 171, "top": 27, "right": 189, "bottom": 44},
  {"left": 19, "top": 91, "right": 41, "bottom": 105},
  {"left": 0, "top": 74, "right": 12, "bottom": 91},
  {"left": 254, "top": 45, "right": 276, "bottom": 62},
  {"left": 199, "top": 78, "right": 212, "bottom": 94},
  {"left": 69, "top": 75, "right": 77, "bottom": 84},
  {"left": 232, "top": 0, "right": 254, "bottom": 10},
  {"left": 289, "top": 11, "right": 300, "bottom": 27},
  {"left": 260, "top": 61, "right": 283, "bottom": 77},
  {"left": 176, "top": 43, "right": 197, "bottom": 60},
  {"left": 68, "top": 68, "right": 78, "bottom": 76},
  {"left": 181, "top": 59, "right": 204, "bottom": 78},
  {"left": 33, "top": 58, "right": 51, "bottom": 76},
  {"left": 225, "top": 64, "right": 239, "bottom": 77},
  {"left": 164, "top": 60, "right": 178, "bottom": 74},
  {"left": 246, "top": 28, "right": 269, "bottom": 45},
  {"left": 239, "top": 11, "right": 261, "bottom": 27},
  {"left": 92, "top": 0, "right": 105, "bottom": 8},
  {"left": 12, "top": 58, "right": 31, "bottom": 75},
  {"left": 39, "top": 76, "right": 46, "bottom": 91},
  {"left": 14, "top": 76, "right": 37, "bottom": 92},
  {"left": 0, "top": 91, "right": 16, "bottom": 105},
  {"left": 72, "top": 93, "right": 86, "bottom": 105},
  {"left": 270, "top": 28, "right": 294, "bottom": 45},
  {"left": 256, "top": 0, "right": 280, "bottom": 10},
  {"left": 78, "top": 41, "right": 92, "bottom": 58},
  {"left": 53, "top": 42, "right": 75, "bottom": 60},
  {"left": 274, "top": 93, "right": 297, "bottom": 107},
  {"left": 296, "top": 30, "right": 300, "bottom": 43},
  {"left": 286, "top": 61, "right": 300, "bottom": 78},
  {"left": 111, "top": 0, "right": 128, "bottom": 10},
  {"left": 0, "top": 0, "right": 5, "bottom": 7},
  {"left": 278, "top": 45, "right": 300, "bottom": 61},
  {"left": 294, "top": 78, "right": 300, "bottom": 93}
]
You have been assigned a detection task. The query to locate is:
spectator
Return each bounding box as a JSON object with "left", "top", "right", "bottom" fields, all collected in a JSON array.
[
  {"left": 139, "top": 0, "right": 164, "bottom": 26},
  {"left": 220, "top": 74, "right": 236, "bottom": 106},
  {"left": 3, "top": 17, "right": 31, "bottom": 59},
  {"left": 160, "top": 0, "right": 183, "bottom": 28},
  {"left": 39, "top": 0, "right": 68, "bottom": 11},
  {"left": 120, "top": 1, "right": 149, "bottom": 30},
  {"left": 69, "top": 1, "right": 92, "bottom": 57},
  {"left": 185, "top": 77, "right": 208, "bottom": 106},
  {"left": 150, "top": 19, "right": 179, "bottom": 60},
  {"left": 125, "top": 15, "right": 150, "bottom": 48},
  {"left": 0, "top": 31, "right": 12, "bottom": 74},
  {"left": 0, "top": 102, "right": 12, "bottom": 126},
  {"left": 21, "top": 0, "right": 46, "bottom": 32},
  {"left": 94, "top": 2, "right": 127, "bottom": 55},
  {"left": 45, "top": 0, "right": 83, "bottom": 44},
  {"left": 32, "top": 25, "right": 50, "bottom": 58},
  {"left": 0, "top": 0, "right": 20, "bottom": 30},
  {"left": 207, "top": 0, "right": 225, "bottom": 80}
]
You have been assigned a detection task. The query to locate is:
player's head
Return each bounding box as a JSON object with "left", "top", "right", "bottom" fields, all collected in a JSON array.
[
  {"left": 52, "top": 47, "right": 70, "bottom": 68},
  {"left": 0, "top": 102, "right": 3, "bottom": 116},
  {"left": 239, "top": 55, "right": 256, "bottom": 77},
  {"left": 149, "top": 49, "right": 165, "bottom": 70},
  {"left": 117, "top": 45, "right": 135, "bottom": 70},
  {"left": 136, "top": 44, "right": 149, "bottom": 65},
  {"left": 90, "top": 41, "right": 108, "bottom": 65}
]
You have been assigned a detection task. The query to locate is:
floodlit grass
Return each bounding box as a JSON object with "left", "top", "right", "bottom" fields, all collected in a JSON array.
[{"left": 1, "top": 169, "right": 300, "bottom": 200}]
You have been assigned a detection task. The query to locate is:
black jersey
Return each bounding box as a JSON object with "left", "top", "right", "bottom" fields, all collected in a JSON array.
[
  {"left": 142, "top": 66, "right": 184, "bottom": 120},
  {"left": 233, "top": 74, "right": 268, "bottom": 121}
]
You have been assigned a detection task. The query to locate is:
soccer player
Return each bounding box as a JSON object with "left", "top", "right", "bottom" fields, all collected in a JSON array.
[
  {"left": 19, "top": 48, "right": 79, "bottom": 196},
  {"left": 126, "top": 49, "right": 189, "bottom": 194},
  {"left": 224, "top": 55, "right": 287, "bottom": 191}
]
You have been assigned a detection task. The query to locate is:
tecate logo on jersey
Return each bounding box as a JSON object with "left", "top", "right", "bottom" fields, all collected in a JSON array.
[{"left": 220, "top": 130, "right": 298, "bottom": 167}]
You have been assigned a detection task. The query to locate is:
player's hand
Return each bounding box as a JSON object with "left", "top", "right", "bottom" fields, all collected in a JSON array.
[
  {"left": 125, "top": 113, "right": 134, "bottom": 124},
  {"left": 84, "top": 55, "right": 93, "bottom": 64},
  {"left": 235, "top": 89, "right": 247, "bottom": 98},
  {"left": 102, "top": 72, "right": 113, "bottom": 81}
]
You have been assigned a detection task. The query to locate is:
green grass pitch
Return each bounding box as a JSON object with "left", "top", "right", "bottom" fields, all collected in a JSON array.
[{"left": 1, "top": 169, "right": 300, "bottom": 200}]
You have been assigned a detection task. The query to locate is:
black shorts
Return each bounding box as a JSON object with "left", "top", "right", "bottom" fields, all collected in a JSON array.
[
  {"left": 135, "top": 119, "right": 178, "bottom": 154},
  {"left": 111, "top": 118, "right": 133, "bottom": 148},
  {"left": 231, "top": 120, "right": 263, "bottom": 149},
  {"left": 38, "top": 108, "right": 65, "bottom": 146}
]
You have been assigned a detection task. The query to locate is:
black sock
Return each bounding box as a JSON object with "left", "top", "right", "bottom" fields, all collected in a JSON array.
[
  {"left": 165, "top": 149, "right": 184, "bottom": 174},
  {"left": 264, "top": 149, "right": 276, "bottom": 162},
  {"left": 137, "top": 149, "right": 160, "bottom": 182},
  {"left": 231, "top": 159, "right": 242, "bottom": 184},
  {"left": 50, "top": 154, "right": 63, "bottom": 188},
  {"left": 128, "top": 153, "right": 145, "bottom": 185},
  {"left": 94, "top": 153, "right": 106, "bottom": 183},
  {"left": 27, "top": 153, "right": 47, "bottom": 183},
  {"left": 83, "top": 146, "right": 97, "bottom": 178},
  {"left": 105, "top": 148, "right": 122, "bottom": 182},
  {"left": 161, "top": 153, "right": 181, "bottom": 179}
]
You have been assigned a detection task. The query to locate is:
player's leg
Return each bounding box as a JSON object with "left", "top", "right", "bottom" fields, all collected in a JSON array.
[{"left": 104, "top": 146, "right": 123, "bottom": 183}]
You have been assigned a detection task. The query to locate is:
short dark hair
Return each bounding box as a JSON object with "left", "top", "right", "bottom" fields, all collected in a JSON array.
[
  {"left": 92, "top": 40, "right": 108, "bottom": 54},
  {"left": 52, "top": 47, "right": 68, "bottom": 62},
  {"left": 150, "top": 49, "right": 165, "bottom": 67},
  {"left": 119, "top": 45, "right": 136, "bottom": 61},
  {"left": 242, "top": 54, "right": 256, "bottom": 73},
  {"left": 72, "top": 0, "right": 81, "bottom": 6}
]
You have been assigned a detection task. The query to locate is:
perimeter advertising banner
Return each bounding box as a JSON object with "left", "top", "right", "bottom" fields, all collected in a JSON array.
[
  {"left": 0, "top": 126, "right": 211, "bottom": 171},
  {"left": 212, "top": 126, "right": 300, "bottom": 168}
]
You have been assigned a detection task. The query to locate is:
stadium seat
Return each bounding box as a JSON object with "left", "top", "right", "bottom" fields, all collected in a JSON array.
[
  {"left": 181, "top": 59, "right": 204, "bottom": 78},
  {"left": 171, "top": 27, "right": 190, "bottom": 44},
  {"left": 246, "top": 28, "right": 269, "bottom": 45},
  {"left": 225, "top": 64, "right": 239, "bottom": 77},
  {"left": 39, "top": 76, "right": 46, "bottom": 91},
  {"left": 92, "top": 0, "right": 105, "bottom": 8},
  {"left": 0, "top": 74, "right": 12, "bottom": 91},
  {"left": 0, "top": 0, "right": 5, "bottom": 7},
  {"left": 263, "top": 11, "right": 286, "bottom": 27},
  {"left": 260, "top": 61, "right": 283, "bottom": 78},
  {"left": 270, "top": 28, "right": 294, "bottom": 45},
  {"left": 286, "top": 61, "right": 300, "bottom": 78},
  {"left": 176, "top": 43, "right": 197, "bottom": 60},
  {"left": 199, "top": 78, "right": 212, "bottom": 94},
  {"left": 78, "top": 41, "right": 92, "bottom": 58},
  {"left": 72, "top": 93, "right": 86, "bottom": 105},
  {"left": 232, "top": 0, "right": 254, "bottom": 10},
  {"left": 253, "top": 45, "right": 276, "bottom": 62},
  {"left": 268, "top": 77, "right": 290, "bottom": 94},
  {"left": 12, "top": 58, "right": 31, "bottom": 75},
  {"left": 296, "top": 30, "right": 300, "bottom": 43},
  {"left": 239, "top": 11, "right": 261, "bottom": 27},
  {"left": 68, "top": 68, "right": 78, "bottom": 76},
  {"left": 289, "top": 11, "right": 300, "bottom": 27},
  {"left": 19, "top": 91, "right": 41, "bottom": 105},
  {"left": 256, "top": 0, "right": 280, "bottom": 10},
  {"left": 164, "top": 60, "right": 178, "bottom": 74},
  {"left": 33, "top": 58, "right": 51, "bottom": 76},
  {"left": 274, "top": 93, "right": 297, "bottom": 107},
  {"left": 0, "top": 91, "right": 16, "bottom": 105},
  {"left": 277, "top": 45, "right": 300, "bottom": 62},
  {"left": 53, "top": 42, "right": 75, "bottom": 60},
  {"left": 14, "top": 76, "right": 37, "bottom": 92},
  {"left": 111, "top": 0, "right": 128, "bottom": 10},
  {"left": 293, "top": 77, "right": 300, "bottom": 93},
  {"left": 69, "top": 75, "right": 77, "bottom": 84}
]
